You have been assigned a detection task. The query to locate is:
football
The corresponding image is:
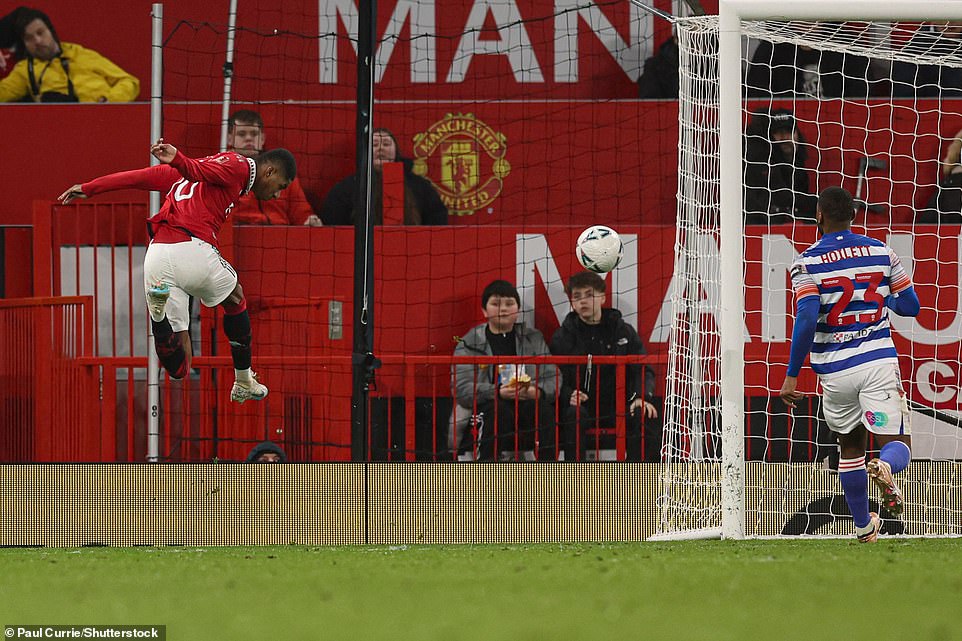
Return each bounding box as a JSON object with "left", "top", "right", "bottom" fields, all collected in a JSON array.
[{"left": 576, "top": 225, "right": 623, "bottom": 273}]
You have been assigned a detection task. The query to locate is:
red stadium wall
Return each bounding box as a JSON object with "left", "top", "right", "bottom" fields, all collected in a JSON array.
[
  {"left": 1, "top": 100, "right": 956, "bottom": 230},
  {"left": 6, "top": 0, "right": 962, "bottom": 463},
  {"left": 26, "top": 0, "right": 696, "bottom": 102},
  {"left": 0, "top": 102, "right": 678, "bottom": 227},
  {"left": 15, "top": 209, "right": 962, "bottom": 462},
  {"left": 1, "top": 0, "right": 953, "bottom": 232}
]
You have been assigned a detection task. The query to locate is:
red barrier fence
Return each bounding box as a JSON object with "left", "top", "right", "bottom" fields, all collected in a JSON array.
[
  {"left": 2, "top": 294, "right": 826, "bottom": 464},
  {"left": 0, "top": 296, "right": 96, "bottom": 461},
  {"left": 0, "top": 339, "right": 669, "bottom": 463},
  {"left": 7, "top": 339, "right": 828, "bottom": 463}
]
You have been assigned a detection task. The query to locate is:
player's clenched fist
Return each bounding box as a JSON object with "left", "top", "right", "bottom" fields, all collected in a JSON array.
[{"left": 150, "top": 138, "right": 177, "bottom": 164}]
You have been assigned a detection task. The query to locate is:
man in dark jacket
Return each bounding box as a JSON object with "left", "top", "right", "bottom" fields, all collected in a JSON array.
[
  {"left": 320, "top": 128, "right": 448, "bottom": 225},
  {"left": 550, "top": 271, "right": 658, "bottom": 462},
  {"left": 743, "top": 107, "right": 818, "bottom": 225},
  {"left": 637, "top": 34, "right": 678, "bottom": 99}
]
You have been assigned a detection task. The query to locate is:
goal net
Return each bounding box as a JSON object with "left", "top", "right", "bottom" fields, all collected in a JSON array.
[{"left": 660, "top": 7, "right": 962, "bottom": 538}]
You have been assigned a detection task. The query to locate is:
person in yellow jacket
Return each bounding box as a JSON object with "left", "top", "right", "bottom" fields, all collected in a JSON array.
[{"left": 0, "top": 8, "right": 138, "bottom": 103}]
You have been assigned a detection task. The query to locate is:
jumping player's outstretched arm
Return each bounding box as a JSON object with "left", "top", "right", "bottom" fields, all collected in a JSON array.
[
  {"left": 59, "top": 165, "right": 181, "bottom": 204},
  {"left": 154, "top": 138, "right": 249, "bottom": 188},
  {"left": 58, "top": 138, "right": 186, "bottom": 204}
]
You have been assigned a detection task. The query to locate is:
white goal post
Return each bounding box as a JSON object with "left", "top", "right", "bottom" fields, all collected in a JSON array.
[{"left": 658, "top": 0, "right": 962, "bottom": 540}]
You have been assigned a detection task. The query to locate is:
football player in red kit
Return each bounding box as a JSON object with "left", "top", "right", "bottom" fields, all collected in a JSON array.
[{"left": 59, "top": 138, "right": 295, "bottom": 403}]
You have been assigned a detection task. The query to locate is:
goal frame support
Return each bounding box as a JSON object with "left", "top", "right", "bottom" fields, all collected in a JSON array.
[{"left": 716, "top": 0, "right": 962, "bottom": 539}]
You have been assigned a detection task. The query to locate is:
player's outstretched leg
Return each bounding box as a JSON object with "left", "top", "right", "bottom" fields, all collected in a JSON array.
[
  {"left": 222, "top": 298, "right": 267, "bottom": 403},
  {"left": 868, "top": 438, "right": 911, "bottom": 516},
  {"left": 148, "top": 283, "right": 189, "bottom": 379}
]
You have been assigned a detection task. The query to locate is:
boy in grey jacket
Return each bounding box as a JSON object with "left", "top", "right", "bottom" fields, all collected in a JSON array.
[{"left": 452, "top": 280, "right": 557, "bottom": 461}]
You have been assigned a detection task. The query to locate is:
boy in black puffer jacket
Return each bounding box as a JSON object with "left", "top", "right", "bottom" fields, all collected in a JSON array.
[{"left": 550, "top": 271, "right": 658, "bottom": 462}]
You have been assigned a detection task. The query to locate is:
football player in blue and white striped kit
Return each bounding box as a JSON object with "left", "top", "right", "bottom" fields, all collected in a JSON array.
[{"left": 780, "top": 186, "right": 920, "bottom": 542}]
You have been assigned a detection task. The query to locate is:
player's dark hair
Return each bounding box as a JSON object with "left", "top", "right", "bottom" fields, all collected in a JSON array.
[
  {"left": 15, "top": 8, "right": 60, "bottom": 51},
  {"left": 257, "top": 148, "right": 296, "bottom": 181},
  {"left": 818, "top": 186, "right": 855, "bottom": 223},
  {"left": 566, "top": 271, "right": 606, "bottom": 295},
  {"left": 481, "top": 279, "right": 520, "bottom": 308},
  {"left": 228, "top": 109, "right": 264, "bottom": 131}
]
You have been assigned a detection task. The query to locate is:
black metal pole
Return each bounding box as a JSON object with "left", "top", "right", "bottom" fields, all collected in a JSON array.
[{"left": 350, "top": 0, "right": 377, "bottom": 462}]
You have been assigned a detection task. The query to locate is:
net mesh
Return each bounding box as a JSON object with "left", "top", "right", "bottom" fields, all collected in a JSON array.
[{"left": 660, "top": 15, "right": 962, "bottom": 537}]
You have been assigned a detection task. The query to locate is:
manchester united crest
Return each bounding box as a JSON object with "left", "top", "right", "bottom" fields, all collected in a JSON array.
[{"left": 412, "top": 113, "right": 510, "bottom": 217}]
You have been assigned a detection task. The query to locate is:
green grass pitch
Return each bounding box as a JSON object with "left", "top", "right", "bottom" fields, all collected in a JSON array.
[{"left": 2, "top": 540, "right": 961, "bottom": 641}]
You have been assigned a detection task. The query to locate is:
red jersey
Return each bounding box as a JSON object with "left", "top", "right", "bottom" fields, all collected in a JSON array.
[{"left": 82, "top": 151, "right": 255, "bottom": 247}]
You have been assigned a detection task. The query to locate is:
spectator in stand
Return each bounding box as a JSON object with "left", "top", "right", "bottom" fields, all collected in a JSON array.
[
  {"left": 452, "top": 279, "right": 556, "bottom": 461},
  {"left": 919, "top": 126, "right": 962, "bottom": 224},
  {"left": 0, "top": 8, "right": 139, "bottom": 102},
  {"left": 245, "top": 440, "right": 288, "bottom": 463},
  {"left": 891, "top": 23, "right": 962, "bottom": 98},
  {"left": 549, "top": 271, "right": 658, "bottom": 462},
  {"left": 320, "top": 128, "right": 448, "bottom": 225},
  {"left": 637, "top": 33, "right": 679, "bottom": 99},
  {"left": 744, "top": 107, "right": 818, "bottom": 225},
  {"left": 227, "top": 109, "right": 319, "bottom": 226}
]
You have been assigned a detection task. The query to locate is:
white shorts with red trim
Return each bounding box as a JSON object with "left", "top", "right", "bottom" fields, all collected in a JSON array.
[
  {"left": 143, "top": 238, "right": 238, "bottom": 332},
  {"left": 820, "top": 363, "right": 910, "bottom": 436}
]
